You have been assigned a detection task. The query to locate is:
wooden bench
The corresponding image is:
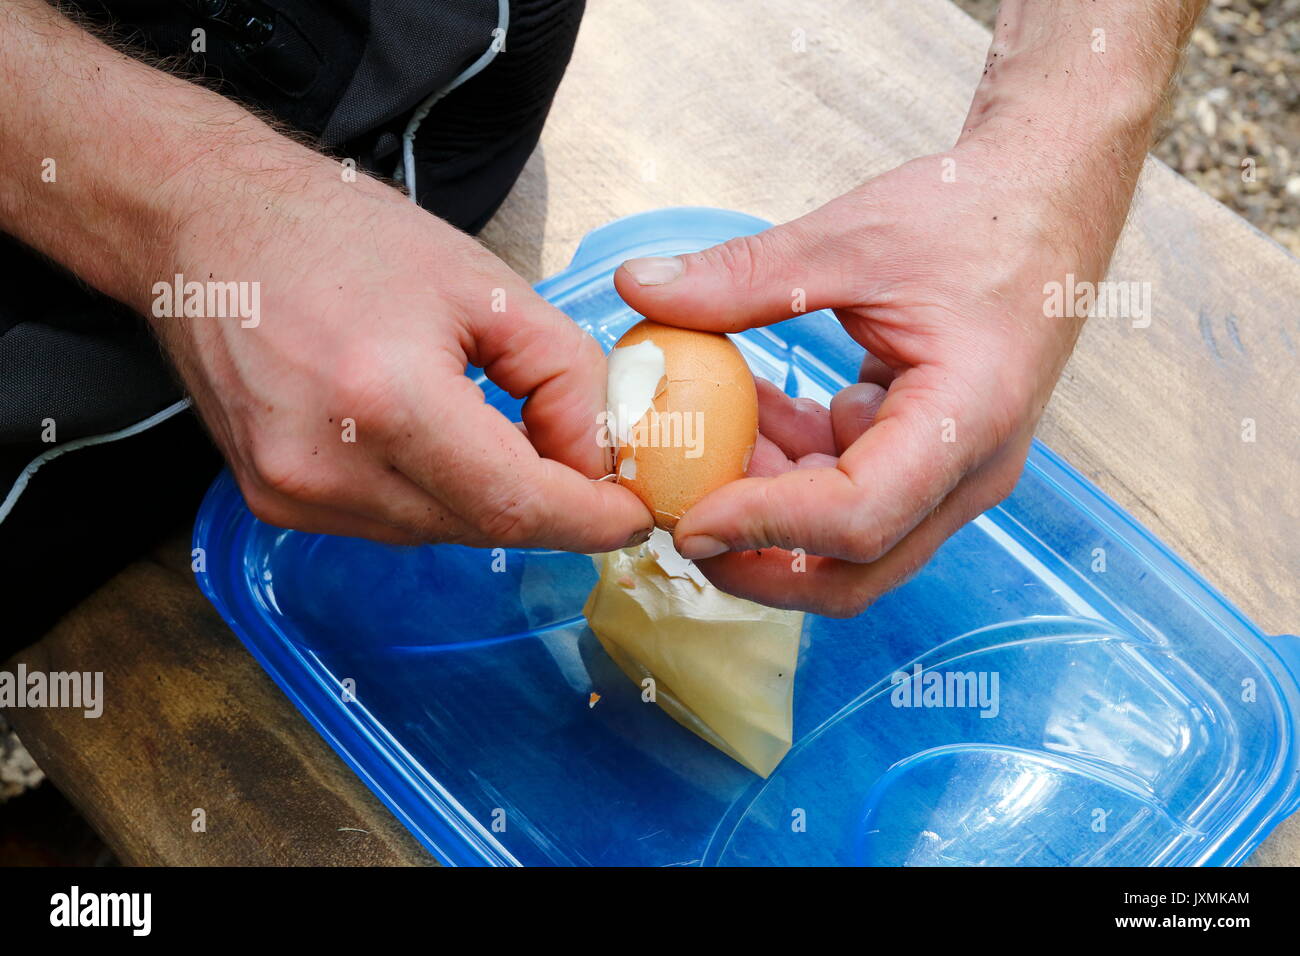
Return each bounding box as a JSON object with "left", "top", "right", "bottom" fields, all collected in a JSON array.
[{"left": 7, "top": 0, "right": 1299, "bottom": 865}]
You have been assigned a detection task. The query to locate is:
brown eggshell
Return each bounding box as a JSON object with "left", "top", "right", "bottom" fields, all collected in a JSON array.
[{"left": 610, "top": 320, "right": 758, "bottom": 530}]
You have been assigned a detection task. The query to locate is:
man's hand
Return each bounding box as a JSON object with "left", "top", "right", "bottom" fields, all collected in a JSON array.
[
  {"left": 158, "top": 170, "right": 654, "bottom": 550},
  {"left": 615, "top": 0, "right": 1204, "bottom": 615},
  {"left": 615, "top": 147, "right": 1091, "bottom": 615},
  {"left": 0, "top": 0, "right": 653, "bottom": 552}
]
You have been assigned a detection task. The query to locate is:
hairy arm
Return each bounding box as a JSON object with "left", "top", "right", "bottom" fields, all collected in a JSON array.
[
  {"left": 0, "top": 1, "right": 653, "bottom": 551},
  {"left": 0, "top": 1, "right": 346, "bottom": 309},
  {"left": 958, "top": 0, "right": 1204, "bottom": 276}
]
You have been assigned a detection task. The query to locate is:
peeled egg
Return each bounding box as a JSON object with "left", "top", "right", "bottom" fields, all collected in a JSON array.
[{"left": 606, "top": 319, "right": 758, "bottom": 530}]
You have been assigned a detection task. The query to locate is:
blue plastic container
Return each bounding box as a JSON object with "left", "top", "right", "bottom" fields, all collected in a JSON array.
[{"left": 194, "top": 207, "right": 1300, "bottom": 866}]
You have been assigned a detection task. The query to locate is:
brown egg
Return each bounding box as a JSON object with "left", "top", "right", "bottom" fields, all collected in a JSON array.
[{"left": 606, "top": 320, "right": 758, "bottom": 530}]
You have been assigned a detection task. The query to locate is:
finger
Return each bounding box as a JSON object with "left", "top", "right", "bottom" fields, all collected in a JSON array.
[
  {"left": 747, "top": 432, "right": 795, "bottom": 478},
  {"left": 858, "top": 353, "right": 896, "bottom": 389},
  {"left": 755, "top": 378, "right": 837, "bottom": 460},
  {"left": 674, "top": 370, "right": 980, "bottom": 563},
  {"left": 829, "top": 381, "right": 887, "bottom": 452},
  {"left": 390, "top": 369, "right": 654, "bottom": 552},
  {"left": 453, "top": 267, "right": 611, "bottom": 478},
  {"left": 693, "top": 455, "right": 1021, "bottom": 616},
  {"left": 612, "top": 211, "right": 855, "bottom": 333},
  {"left": 240, "top": 473, "right": 425, "bottom": 546},
  {"left": 235, "top": 424, "right": 494, "bottom": 543},
  {"left": 796, "top": 452, "right": 838, "bottom": 469},
  {"left": 297, "top": 459, "right": 487, "bottom": 545}
]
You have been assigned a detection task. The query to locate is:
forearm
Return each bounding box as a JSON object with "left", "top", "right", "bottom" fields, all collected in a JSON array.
[
  {"left": 957, "top": 0, "right": 1205, "bottom": 273},
  {"left": 0, "top": 1, "right": 392, "bottom": 315}
]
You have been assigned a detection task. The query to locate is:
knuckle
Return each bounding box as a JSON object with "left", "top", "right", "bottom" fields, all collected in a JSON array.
[
  {"left": 377, "top": 528, "right": 425, "bottom": 547},
  {"left": 573, "top": 330, "right": 607, "bottom": 375},
  {"left": 249, "top": 439, "right": 330, "bottom": 504},
  {"left": 983, "top": 400, "right": 1022, "bottom": 453},
  {"left": 473, "top": 484, "right": 543, "bottom": 545},
  {"left": 972, "top": 373, "right": 1032, "bottom": 454},
  {"left": 405, "top": 509, "right": 462, "bottom": 546},
  {"left": 749, "top": 480, "right": 799, "bottom": 551},
  {"left": 708, "top": 233, "right": 763, "bottom": 280},
  {"left": 333, "top": 351, "right": 403, "bottom": 424},
  {"left": 984, "top": 463, "right": 1024, "bottom": 510},
  {"left": 702, "top": 234, "right": 778, "bottom": 320},
  {"left": 746, "top": 481, "right": 779, "bottom": 546},
  {"left": 819, "top": 589, "right": 877, "bottom": 619},
  {"left": 241, "top": 483, "right": 295, "bottom": 530},
  {"left": 840, "top": 513, "right": 893, "bottom": 564}
]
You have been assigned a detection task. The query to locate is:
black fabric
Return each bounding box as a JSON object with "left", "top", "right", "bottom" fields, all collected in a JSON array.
[
  {"left": 0, "top": 411, "right": 222, "bottom": 652},
  {"left": 0, "top": 236, "right": 178, "bottom": 446},
  {"left": 320, "top": 0, "right": 502, "bottom": 150},
  {"left": 0, "top": 0, "right": 586, "bottom": 656},
  {"left": 68, "top": 0, "right": 504, "bottom": 174},
  {"left": 408, "top": 0, "right": 585, "bottom": 232},
  {"left": 71, "top": 0, "right": 372, "bottom": 142}
]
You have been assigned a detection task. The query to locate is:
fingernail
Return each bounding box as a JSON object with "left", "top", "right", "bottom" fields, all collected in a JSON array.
[
  {"left": 624, "top": 526, "right": 654, "bottom": 548},
  {"left": 678, "top": 534, "right": 728, "bottom": 560},
  {"left": 622, "top": 256, "right": 683, "bottom": 286}
]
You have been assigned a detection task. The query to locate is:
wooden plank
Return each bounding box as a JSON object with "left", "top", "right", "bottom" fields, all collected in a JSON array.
[
  {"left": 8, "top": 0, "right": 1297, "bottom": 865},
  {"left": 5, "top": 531, "right": 431, "bottom": 866}
]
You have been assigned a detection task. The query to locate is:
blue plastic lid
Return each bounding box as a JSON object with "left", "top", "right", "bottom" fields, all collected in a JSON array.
[{"left": 194, "top": 207, "right": 1300, "bottom": 866}]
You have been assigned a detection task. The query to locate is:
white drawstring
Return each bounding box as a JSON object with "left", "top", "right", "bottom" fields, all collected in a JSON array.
[
  {"left": 0, "top": 397, "right": 192, "bottom": 525},
  {"left": 400, "top": 0, "right": 511, "bottom": 203}
]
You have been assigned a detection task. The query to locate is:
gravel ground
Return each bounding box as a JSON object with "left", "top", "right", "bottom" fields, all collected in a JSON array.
[
  {"left": 953, "top": 0, "right": 1300, "bottom": 256},
  {"left": 0, "top": 714, "right": 44, "bottom": 802}
]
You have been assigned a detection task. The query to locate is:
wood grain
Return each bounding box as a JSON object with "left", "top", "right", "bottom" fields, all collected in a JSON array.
[
  {"left": 5, "top": 535, "right": 430, "bottom": 866},
  {"left": 7, "top": 0, "right": 1297, "bottom": 865}
]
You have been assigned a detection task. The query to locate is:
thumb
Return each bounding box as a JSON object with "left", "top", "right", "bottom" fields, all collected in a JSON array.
[
  {"left": 613, "top": 214, "right": 851, "bottom": 333},
  {"left": 460, "top": 276, "right": 612, "bottom": 478}
]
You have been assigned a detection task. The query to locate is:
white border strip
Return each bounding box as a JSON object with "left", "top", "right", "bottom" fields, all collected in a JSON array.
[
  {"left": 400, "top": 0, "right": 511, "bottom": 203},
  {"left": 0, "top": 397, "right": 192, "bottom": 525}
]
